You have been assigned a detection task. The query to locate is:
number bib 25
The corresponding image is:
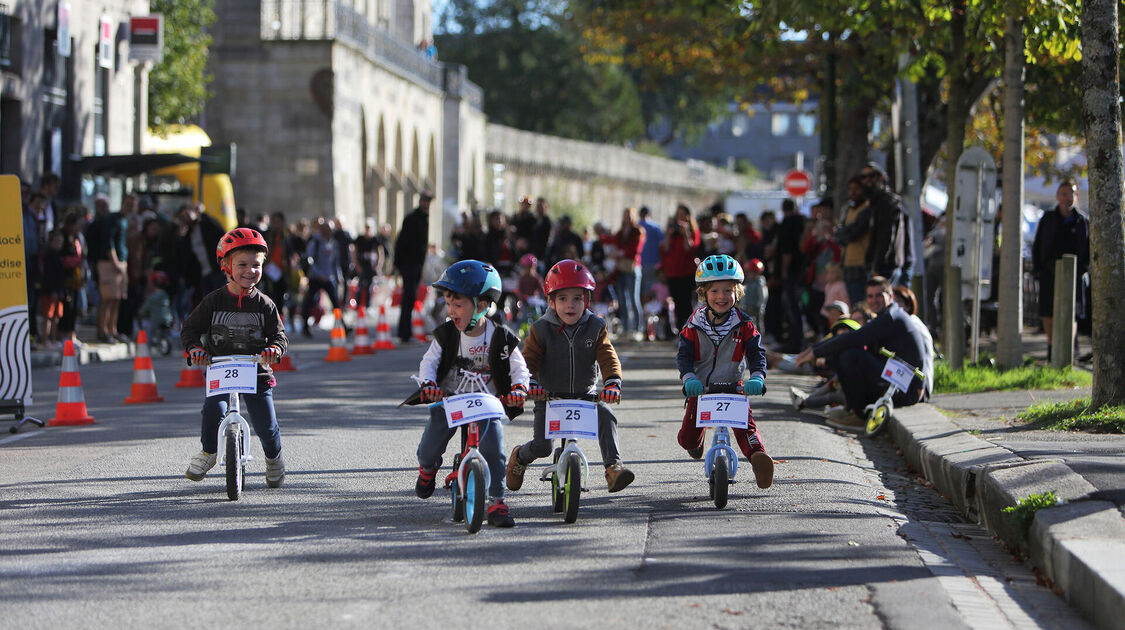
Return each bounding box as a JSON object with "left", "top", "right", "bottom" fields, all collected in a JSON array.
[
  {"left": 880, "top": 357, "right": 916, "bottom": 391},
  {"left": 545, "top": 400, "right": 598, "bottom": 439},
  {"left": 696, "top": 394, "right": 749, "bottom": 429},
  {"left": 205, "top": 361, "right": 258, "bottom": 397},
  {"left": 443, "top": 392, "right": 506, "bottom": 428}
]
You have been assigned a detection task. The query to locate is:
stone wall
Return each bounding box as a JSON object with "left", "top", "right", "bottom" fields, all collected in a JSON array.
[{"left": 485, "top": 124, "right": 747, "bottom": 228}]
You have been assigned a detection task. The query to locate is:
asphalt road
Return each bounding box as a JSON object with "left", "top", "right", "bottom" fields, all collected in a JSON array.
[{"left": 0, "top": 339, "right": 1092, "bottom": 629}]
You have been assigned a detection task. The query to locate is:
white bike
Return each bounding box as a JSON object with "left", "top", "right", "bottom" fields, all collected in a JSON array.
[{"left": 207, "top": 355, "right": 262, "bottom": 501}]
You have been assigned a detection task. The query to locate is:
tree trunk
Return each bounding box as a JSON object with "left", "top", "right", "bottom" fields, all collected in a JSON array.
[
  {"left": 942, "top": 0, "right": 969, "bottom": 368},
  {"left": 1080, "top": 0, "right": 1125, "bottom": 407},
  {"left": 997, "top": 7, "right": 1025, "bottom": 369}
]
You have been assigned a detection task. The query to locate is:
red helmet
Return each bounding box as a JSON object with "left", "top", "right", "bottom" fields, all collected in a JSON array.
[
  {"left": 544, "top": 259, "right": 595, "bottom": 296},
  {"left": 216, "top": 228, "right": 268, "bottom": 266},
  {"left": 746, "top": 258, "right": 765, "bottom": 275}
]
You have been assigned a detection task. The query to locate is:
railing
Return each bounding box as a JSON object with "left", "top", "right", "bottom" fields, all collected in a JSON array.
[{"left": 260, "top": 0, "right": 446, "bottom": 90}]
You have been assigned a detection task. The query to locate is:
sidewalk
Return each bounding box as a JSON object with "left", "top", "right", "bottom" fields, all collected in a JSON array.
[{"left": 889, "top": 387, "right": 1125, "bottom": 630}]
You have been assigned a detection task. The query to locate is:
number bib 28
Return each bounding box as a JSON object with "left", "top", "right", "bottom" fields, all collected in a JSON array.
[
  {"left": 880, "top": 357, "right": 916, "bottom": 391},
  {"left": 443, "top": 392, "right": 506, "bottom": 428},
  {"left": 205, "top": 361, "right": 258, "bottom": 397},
  {"left": 696, "top": 394, "right": 749, "bottom": 429},
  {"left": 545, "top": 400, "right": 598, "bottom": 439}
]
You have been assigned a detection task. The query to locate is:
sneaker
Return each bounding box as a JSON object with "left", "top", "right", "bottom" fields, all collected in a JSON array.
[
  {"left": 687, "top": 444, "right": 704, "bottom": 460},
  {"left": 750, "top": 451, "right": 774, "bottom": 489},
  {"left": 826, "top": 410, "right": 866, "bottom": 433},
  {"left": 113, "top": 333, "right": 132, "bottom": 343},
  {"left": 415, "top": 466, "right": 437, "bottom": 499},
  {"left": 789, "top": 386, "right": 808, "bottom": 411},
  {"left": 486, "top": 499, "right": 515, "bottom": 527},
  {"left": 265, "top": 454, "right": 286, "bottom": 488},
  {"left": 604, "top": 462, "right": 635, "bottom": 493},
  {"left": 505, "top": 446, "right": 527, "bottom": 491},
  {"left": 185, "top": 451, "right": 217, "bottom": 481}
]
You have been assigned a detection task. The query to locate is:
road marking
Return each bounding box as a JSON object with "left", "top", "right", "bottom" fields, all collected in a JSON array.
[{"left": 0, "top": 431, "right": 44, "bottom": 446}]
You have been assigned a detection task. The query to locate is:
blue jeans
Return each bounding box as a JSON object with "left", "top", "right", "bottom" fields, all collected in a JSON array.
[
  {"left": 417, "top": 405, "right": 506, "bottom": 498},
  {"left": 615, "top": 269, "right": 641, "bottom": 333},
  {"left": 200, "top": 388, "right": 282, "bottom": 459}
]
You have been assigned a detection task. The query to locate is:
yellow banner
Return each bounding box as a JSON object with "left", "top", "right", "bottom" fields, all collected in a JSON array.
[
  {"left": 0, "top": 175, "right": 27, "bottom": 310},
  {"left": 0, "top": 174, "right": 31, "bottom": 404}
]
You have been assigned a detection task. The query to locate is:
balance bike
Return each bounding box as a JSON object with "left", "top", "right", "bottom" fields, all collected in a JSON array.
[
  {"left": 207, "top": 355, "right": 262, "bottom": 501},
  {"left": 864, "top": 347, "right": 926, "bottom": 437},
  {"left": 695, "top": 382, "right": 764, "bottom": 509},
  {"left": 537, "top": 392, "right": 601, "bottom": 524}
]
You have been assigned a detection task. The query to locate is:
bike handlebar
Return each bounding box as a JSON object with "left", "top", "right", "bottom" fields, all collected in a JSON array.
[
  {"left": 542, "top": 392, "right": 600, "bottom": 402},
  {"left": 702, "top": 382, "right": 767, "bottom": 395},
  {"left": 877, "top": 347, "right": 925, "bottom": 380}
]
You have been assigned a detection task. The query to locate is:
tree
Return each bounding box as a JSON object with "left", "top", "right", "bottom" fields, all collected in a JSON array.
[
  {"left": 147, "top": 0, "right": 216, "bottom": 133},
  {"left": 996, "top": 3, "right": 1025, "bottom": 369},
  {"left": 435, "top": 0, "right": 645, "bottom": 142},
  {"left": 1080, "top": 0, "right": 1125, "bottom": 407}
]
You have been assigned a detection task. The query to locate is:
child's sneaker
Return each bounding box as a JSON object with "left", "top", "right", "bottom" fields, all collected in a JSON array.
[
  {"left": 604, "top": 462, "right": 635, "bottom": 492},
  {"left": 486, "top": 499, "right": 515, "bottom": 527},
  {"left": 750, "top": 451, "right": 774, "bottom": 489},
  {"left": 790, "top": 386, "right": 808, "bottom": 411},
  {"left": 265, "top": 454, "right": 286, "bottom": 488},
  {"left": 687, "top": 445, "right": 704, "bottom": 460},
  {"left": 415, "top": 466, "right": 438, "bottom": 499},
  {"left": 505, "top": 446, "right": 527, "bottom": 491},
  {"left": 185, "top": 451, "right": 216, "bottom": 481}
]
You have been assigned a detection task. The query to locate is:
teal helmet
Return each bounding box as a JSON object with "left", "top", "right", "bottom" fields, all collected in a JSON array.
[{"left": 695, "top": 254, "right": 744, "bottom": 284}]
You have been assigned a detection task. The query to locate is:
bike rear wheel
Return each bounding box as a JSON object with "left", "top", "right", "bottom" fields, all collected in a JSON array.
[
  {"left": 225, "top": 430, "right": 242, "bottom": 501},
  {"left": 563, "top": 453, "right": 582, "bottom": 523},
  {"left": 450, "top": 455, "right": 464, "bottom": 522},
  {"left": 711, "top": 452, "right": 729, "bottom": 509},
  {"left": 865, "top": 404, "right": 891, "bottom": 437},
  {"left": 465, "top": 459, "right": 487, "bottom": 534}
]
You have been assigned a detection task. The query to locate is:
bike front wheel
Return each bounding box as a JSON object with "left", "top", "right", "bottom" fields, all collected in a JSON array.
[
  {"left": 711, "top": 452, "right": 729, "bottom": 509},
  {"left": 865, "top": 404, "right": 891, "bottom": 437},
  {"left": 225, "top": 430, "right": 242, "bottom": 501},
  {"left": 563, "top": 453, "right": 582, "bottom": 523},
  {"left": 465, "top": 459, "right": 487, "bottom": 534}
]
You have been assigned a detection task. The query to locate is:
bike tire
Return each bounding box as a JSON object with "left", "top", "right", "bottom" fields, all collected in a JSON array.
[
  {"left": 465, "top": 459, "right": 486, "bottom": 534},
  {"left": 712, "top": 452, "right": 729, "bottom": 509},
  {"left": 563, "top": 453, "right": 582, "bottom": 523},
  {"left": 865, "top": 404, "right": 890, "bottom": 437},
  {"left": 225, "top": 431, "right": 241, "bottom": 501}
]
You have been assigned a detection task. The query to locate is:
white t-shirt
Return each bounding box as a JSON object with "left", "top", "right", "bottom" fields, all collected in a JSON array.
[{"left": 417, "top": 319, "right": 530, "bottom": 396}]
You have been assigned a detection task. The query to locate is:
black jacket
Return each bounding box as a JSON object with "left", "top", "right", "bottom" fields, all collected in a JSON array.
[
  {"left": 812, "top": 302, "right": 926, "bottom": 396},
  {"left": 866, "top": 186, "right": 907, "bottom": 274},
  {"left": 394, "top": 207, "right": 429, "bottom": 270},
  {"left": 1032, "top": 207, "right": 1089, "bottom": 281}
]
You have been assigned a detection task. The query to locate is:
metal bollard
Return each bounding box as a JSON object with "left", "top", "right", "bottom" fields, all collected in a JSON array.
[{"left": 1051, "top": 254, "right": 1076, "bottom": 368}]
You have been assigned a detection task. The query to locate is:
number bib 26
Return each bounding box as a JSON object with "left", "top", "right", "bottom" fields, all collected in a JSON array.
[
  {"left": 696, "top": 394, "right": 749, "bottom": 429},
  {"left": 205, "top": 361, "right": 258, "bottom": 397},
  {"left": 545, "top": 400, "right": 598, "bottom": 439},
  {"left": 880, "top": 357, "right": 915, "bottom": 391},
  {"left": 443, "top": 392, "right": 506, "bottom": 428}
]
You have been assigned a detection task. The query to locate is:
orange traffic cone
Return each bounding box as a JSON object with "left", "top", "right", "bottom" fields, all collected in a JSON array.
[
  {"left": 175, "top": 351, "right": 205, "bottom": 388},
  {"left": 325, "top": 308, "right": 351, "bottom": 362},
  {"left": 125, "top": 330, "right": 165, "bottom": 403},
  {"left": 352, "top": 306, "right": 375, "bottom": 355},
  {"left": 275, "top": 353, "right": 297, "bottom": 372},
  {"left": 411, "top": 301, "right": 428, "bottom": 342},
  {"left": 374, "top": 304, "right": 396, "bottom": 350},
  {"left": 48, "top": 340, "right": 95, "bottom": 426}
]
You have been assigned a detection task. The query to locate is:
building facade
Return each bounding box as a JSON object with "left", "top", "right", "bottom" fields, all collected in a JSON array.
[
  {"left": 206, "top": 0, "right": 485, "bottom": 244},
  {"left": 1, "top": 0, "right": 150, "bottom": 200}
]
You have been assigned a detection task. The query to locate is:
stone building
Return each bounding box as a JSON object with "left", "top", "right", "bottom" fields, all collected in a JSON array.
[
  {"left": 1, "top": 0, "right": 151, "bottom": 200},
  {"left": 206, "top": 0, "right": 485, "bottom": 244}
]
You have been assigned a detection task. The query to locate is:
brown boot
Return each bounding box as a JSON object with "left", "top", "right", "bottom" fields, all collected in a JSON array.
[
  {"left": 750, "top": 451, "right": 774, "bottom": 489},
  {"left": 604, "top": 462, "right": 635, "bottom": 493},
  {"left": 505, "top": 446, "right": 527, "bottom": 491}
]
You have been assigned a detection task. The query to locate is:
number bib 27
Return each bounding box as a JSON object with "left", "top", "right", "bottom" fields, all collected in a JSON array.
[
  {"left": 443, "top": 392, "right": 506, "bottom": 428},
  {"left": 545, "top": 400, "right": 598, "bottom": 439},
  {"left": 696, "top": 394, "right": 749, "bottom": 429},
  {"left": 205, "top": 361, "right": 258, "bottom": 397}
]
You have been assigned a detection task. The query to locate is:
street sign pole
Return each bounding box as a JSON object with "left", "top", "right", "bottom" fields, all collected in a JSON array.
[{"left": 947, "top": 147, "right": 997, "bottom": 370}]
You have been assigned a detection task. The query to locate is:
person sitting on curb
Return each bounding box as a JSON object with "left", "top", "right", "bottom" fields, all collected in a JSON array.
[
  {"left": 794, "top": 276, "right": 926, "bottom": 432},
  {"left": 789, "top": 301, "right": 861, "bottom": 412}
]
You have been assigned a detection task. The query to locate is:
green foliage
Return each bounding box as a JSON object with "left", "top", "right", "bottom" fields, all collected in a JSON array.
[
  {"left": 435, "top": 1, "right": 644, "bottom": 143},
  {"left": 1020, "top": 397, "right": 1125, "bottom": 433},
  {"left": 1002, "top": 491, "right": 1059, "bottom": 535},
  {"left": 147, "top": 0, "right": 215, "bottom": 132},
  {"left": 934, "top": 361, "right": 1092, "bottom": 394}
]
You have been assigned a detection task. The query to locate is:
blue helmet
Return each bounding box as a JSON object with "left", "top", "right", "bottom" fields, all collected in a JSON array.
[
  {"left": 695, "top": 254, "right": 744, "bottom": 284},
  {"left": 432, "top": 260, "right": 502, "bottom": 303}
]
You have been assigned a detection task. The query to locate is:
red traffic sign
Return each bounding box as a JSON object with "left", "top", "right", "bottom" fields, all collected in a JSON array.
[{"left": 783, "top": 170, "right": 811, "bottom": 197}]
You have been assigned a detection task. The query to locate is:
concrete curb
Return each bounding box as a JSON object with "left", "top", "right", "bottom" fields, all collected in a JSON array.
[{"left": 890, "top": 403, "right": 1125, "bottom": 630}]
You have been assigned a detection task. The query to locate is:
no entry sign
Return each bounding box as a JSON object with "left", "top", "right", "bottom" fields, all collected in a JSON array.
[{"left": 783, "top": 170, "right": 811, "bottom": 197}]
